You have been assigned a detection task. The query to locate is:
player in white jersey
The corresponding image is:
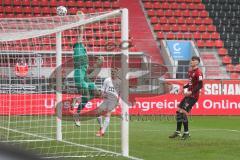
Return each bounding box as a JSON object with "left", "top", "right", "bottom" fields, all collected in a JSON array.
[{"left": 96, "top": 68, "right": 121, "bottom": 137}]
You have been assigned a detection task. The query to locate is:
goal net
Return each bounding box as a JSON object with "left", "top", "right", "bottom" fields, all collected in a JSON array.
[{"left": 0, "top": 9, "right": 133, "bottom": 159}]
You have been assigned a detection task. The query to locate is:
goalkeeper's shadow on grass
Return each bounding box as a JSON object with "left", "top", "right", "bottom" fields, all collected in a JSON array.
[{"left": 0, "top": 142, "right": 44, "bottom": 160}]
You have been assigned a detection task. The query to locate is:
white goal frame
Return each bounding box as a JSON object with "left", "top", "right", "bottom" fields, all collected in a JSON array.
[
  {"left": 0, "top": 8, "right": 134, "bottom": 159},
  {"left": 53, "top": 9, "right": 130, "bottom": 157}
]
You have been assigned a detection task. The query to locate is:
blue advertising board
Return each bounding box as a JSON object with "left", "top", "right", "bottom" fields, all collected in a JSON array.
[{"left": 166, "top": 40, "right": 191, "bottom": 60}]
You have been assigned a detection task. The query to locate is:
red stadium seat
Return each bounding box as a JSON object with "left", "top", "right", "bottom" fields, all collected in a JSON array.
[
  {"left": 159, "top": 17, "right": 167, "bottom": 24},
  {"left": 33, "top": 7, "right": 41, "bottom": 14},
  {"left": 196, "top": 3, "right": 205, "bottom": 10},
  {"left": 0, "top": 6, "right": 3, "bottom": 13},
  {"left": 32, "top": 0, "right": 39, "bottom": 6},
  {"left": 191, "top": 10, "right": 199, "bottom": 17},
  {"left": 157, "top": 32, "right": 165, "bottom": 39},
  {"left": 4, "top": 6, "right": 12, "bottom": 13},
  {"left": 207, "top": 25, "right": 216, "bottom": 32},
  {"left": 153, "top": 24, "right": 161, "bottom": 31},
  {"left": 176, "top": 0, "right": 185, "bottom": 3},
  {"left": 183, "top": 10, "right": 191, "bottom": 17},
  {"left": 166, "top": 32, "right": 175, "bottom": 39},
  {"left": 176, "top": 33, "right": 184, "bottom": 39},
  {"left": 85, "top": 1, "right": 93, "bottom": 8},
  {"left": 199, "top": 10, "right": 208, "bottom": 18},
  {"left": 112, "top": 1, "right": 119, "bottom": 9},
  {"left": 222, "top": 55, "right": 231, "bottom": 64},
  {"left": 198, "top": 25, "right": 207, "bottom": 32},
  {"left": 188, "top": 3, "right": 195, "bottom": 10},
  {"left": 195, "top": 17, "right": 202, "bottom": 25},
  {"left": 184, "top": 33, "right": 192, "bottom": 39},
  {"left": 68, "top": 7, "right": 78, "bottom": 14},
  {"left": 103, "top": 1, "right": 111, "bottom": 8},
  {"left": 58, "top": 0, "right": 66, "bottom": 6},
  {"left": 162, "top": 24, "right": 171, "bottom": 32},
  {"left": 156, "top": 10, "right": 164, "bottom": 17},
  {"left": 49, "top": 0, "right": 57, "bottom": 7},
  {"left": 67, "top": 0, "right": 76, "bottom": 7},
  {"left": 211, "top": 32, "right": 220, "bottom": 40},
  {"left": 180, "top": 24, "right": 188, "bottom": 32},
  {"left": 205, "top": 40, "right": 215, "bottom": 47},
  {"left": 16, "top": 13, "right": 24, "bottom": 18},
  {"left": 41, "top": 0, "right": 49, "bottom": 6},
  {"left": 165, "top": 10, "right": 173, "bottom": 17},
  {"left": 170, "top": 3, "right": 179, "bottom": 10},
  {"left": 168, "top": 17, "right": 176, "bottom": 24},
  {"left": 173, "top": 10, "right": 182, "bottom": 17},
  {"left": 150, "top": 17, "right": 158, "bottom": 24},
  {"left": 203, "top": 17, "right": 213, "bottom": 25},
  {"left": 42, "top": 7, "right": 51, "bottom": 14},
  {"left": 235, "top": 64, "right": 240, "bottom": 72},
  {"left": 218, "top": 48, "right": 227, "bottom": 56},
  {"left": 193, "top": 0, "right": 201, "bottom": 3},
  {"left": 22, "top": 0, "right": 31, "bottom": 6},
  {"left": 180, "top": 3, "right": 188, "bottom": 10},
  {"left": 186, "top": 17, "right": 194, "bottom": 25},
  {"left": 177, "top": 17, "right": 185, "bottom": 24},
  {"left": 196, "top": 40, "right": 205, "bottom": 48},
  {"left": 4, "top": 0, "right": 11, "bottom": 6},
  {"left": 202, "top": 32, "right": 211, "bottom": 40},
  {"left": 147, "top": 10, "right": 155, "bottom": 17},
  {"left": 153, "top": 2, "right": 161, "bottom": 9},
  {"left": 14, "top": 6, "right": 22, "bottom": 13},
  {"left": 76, "top": 1, "right": 85, "bottom": 7},
  {"left": 172, "top": 24, "right": 180, "bottom": 32},
  {"left": 230, "top": 73, "right": 239, "bottom": 79},
  {"left": 162, "top": 2, "right": 170, "bottom": 9},
  {"left": 13, "top": 0, "right": 22, "bottom": 6},
  {"left": 226, "top": 64, "right": 235, "bottom": 72},
  {"left": 144, "top": 2, "right": 152, "bottom": 9},
  {"left": 193, "top": 32, "right": 201, "bottom": 40},
  {"left": 215, "top": 40, "right": 224, "bottom": 48},
  {"left": 189, "top": 25, "right": 197, "bottom": 32}
]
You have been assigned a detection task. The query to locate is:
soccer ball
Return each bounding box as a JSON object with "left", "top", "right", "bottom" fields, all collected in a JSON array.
[{"left": 56, "top": 6, "right": 67, "bottom": 16}]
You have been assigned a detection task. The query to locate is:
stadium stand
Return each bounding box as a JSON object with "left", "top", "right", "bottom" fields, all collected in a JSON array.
[
  {"left": 142, "top": 0, "right": 240, "bottom": 78},
  {"left": 0, "top": 0, "right": 239, "bottom": 78},
  {"left": 0, "top": 0, "right": 140, "bottom": 52}
]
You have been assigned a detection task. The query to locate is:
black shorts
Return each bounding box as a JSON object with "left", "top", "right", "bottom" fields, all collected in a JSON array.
[{"left": 178, "top": 97, "right": 197, "bottom": 113}]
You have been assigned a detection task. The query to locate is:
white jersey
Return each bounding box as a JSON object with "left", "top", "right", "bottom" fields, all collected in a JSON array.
[{"left": 101, "top": 77, "right": 121, "bottom": 101}]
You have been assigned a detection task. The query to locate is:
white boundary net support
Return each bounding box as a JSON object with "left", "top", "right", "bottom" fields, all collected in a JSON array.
[{"left": 0, "top": 9, "right": 142, "bottom": 159}]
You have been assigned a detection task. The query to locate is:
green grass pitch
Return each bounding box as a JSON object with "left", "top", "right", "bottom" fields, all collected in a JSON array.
[{"left": 0, "top": 116, "right": 240, "bottom": 160}]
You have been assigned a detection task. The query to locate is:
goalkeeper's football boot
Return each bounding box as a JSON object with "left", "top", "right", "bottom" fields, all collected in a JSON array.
[
  {"left": 181, "top": 133, "right": 190, "bottom": 140},
  {"left": 169, "top": 131, "right": 181, "bottom": 139},
  {"left": 96, "top": 129, "right": 104, "bottom": 137}
]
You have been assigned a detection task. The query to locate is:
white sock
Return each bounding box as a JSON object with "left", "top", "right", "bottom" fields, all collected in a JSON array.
[
  {"left": 102, "top": 117, "right": 110, "bottom": 133},
  {"left": 97, "top": 116, "right": 103, "bottom": 128}
]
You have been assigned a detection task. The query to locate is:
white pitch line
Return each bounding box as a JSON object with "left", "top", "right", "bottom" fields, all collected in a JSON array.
[
  {"left": 0, "top": 126, "right": 143, "bottom": 160},
  {"left": 142, "top": 128, "right": 240, "bottom": 133},
  {"left": 0, "top": 126, "right": 53, "bottom": 141},
  {"left": 2, "top": 139, "right": 52, "bottom": 143}
]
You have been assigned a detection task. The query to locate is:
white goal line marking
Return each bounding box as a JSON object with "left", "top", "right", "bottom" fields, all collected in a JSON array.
[{"left": 0, "top": 126, "right": 143, "bottom": 160}]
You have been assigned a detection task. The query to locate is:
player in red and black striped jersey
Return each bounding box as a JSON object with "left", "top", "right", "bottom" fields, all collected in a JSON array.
[{"left": 169, "top": 56, "right": 203, "bottom": 140}]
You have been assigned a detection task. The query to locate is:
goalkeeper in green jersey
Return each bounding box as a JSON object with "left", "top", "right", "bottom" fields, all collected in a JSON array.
[{"left": 72, "top": 42, "right": 103, "bottom": 126}]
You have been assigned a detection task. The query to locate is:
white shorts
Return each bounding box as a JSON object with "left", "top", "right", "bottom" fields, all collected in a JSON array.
[{"left": 98, "top": 99, "right": 118, "bottom": 114}]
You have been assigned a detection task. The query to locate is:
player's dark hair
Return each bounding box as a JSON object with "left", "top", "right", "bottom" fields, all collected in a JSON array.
[{"left": 191, "top": 56, "right": 200, "bottom": 63}]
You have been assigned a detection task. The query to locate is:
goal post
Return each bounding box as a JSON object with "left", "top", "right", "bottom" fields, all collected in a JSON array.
[
  {"left": 0, "top": 9, "right": 136, "bottom": 159},
  {"left": 121, "top": 8, "right": 129, "bottom": 157}
]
